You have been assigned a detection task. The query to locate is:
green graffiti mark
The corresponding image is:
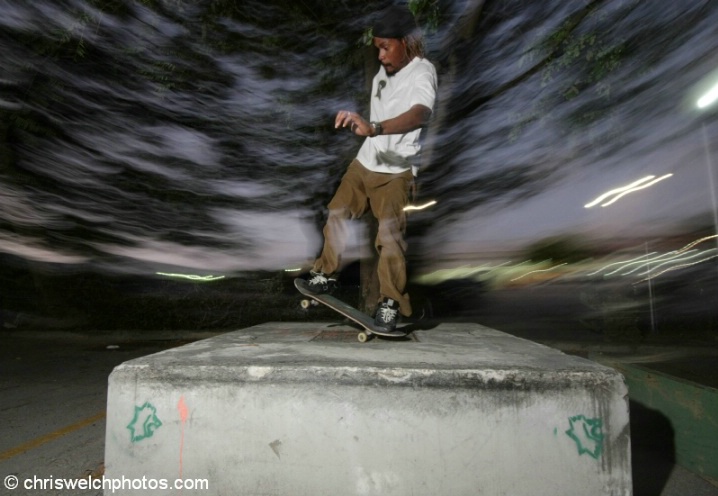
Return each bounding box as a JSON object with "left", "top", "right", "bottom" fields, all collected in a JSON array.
[
  {"left": 566, "top": 415, "right": 604, "bottom": 459},
  {"left": 127, "top": 402, "right": 163, "bottom": 442}
]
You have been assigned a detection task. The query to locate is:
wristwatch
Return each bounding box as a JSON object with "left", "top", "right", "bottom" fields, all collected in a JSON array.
[{"left": 371, "top": 121, "right": 383, "bottom": 137}]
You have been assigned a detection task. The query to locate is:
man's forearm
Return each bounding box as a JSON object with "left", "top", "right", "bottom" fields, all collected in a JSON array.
[{"left": 376, "top": 104, "right": 432, "bottom": 136}]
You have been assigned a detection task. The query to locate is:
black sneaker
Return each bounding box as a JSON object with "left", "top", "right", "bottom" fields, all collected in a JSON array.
[
  {"left": 374, "top": 298, "right": 399, "bottom": 332},
  {"left": 305, "top": 271, "right": 337, "bottom": 294}
]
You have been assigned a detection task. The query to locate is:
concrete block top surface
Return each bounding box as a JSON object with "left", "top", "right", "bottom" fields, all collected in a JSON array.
[{"left": 113, "top": 323, "right": 622, "bottom": 390}]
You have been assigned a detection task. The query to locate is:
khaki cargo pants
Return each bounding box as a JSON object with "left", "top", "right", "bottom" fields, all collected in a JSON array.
[{"left": 313, "top": 159, "right": 413, "bottom": 317}]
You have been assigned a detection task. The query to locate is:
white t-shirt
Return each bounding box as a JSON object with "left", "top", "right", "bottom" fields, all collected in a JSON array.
[{"left": 356, "top": 57, "right": 437, "bottom": 176}]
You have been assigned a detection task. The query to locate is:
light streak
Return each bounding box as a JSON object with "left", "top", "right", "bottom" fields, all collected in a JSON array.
[
  {"left": 404, "top": 200, "right": 437, "bottom": 211},
  {"left": 637, "top": 249, "right": 715, "bottom": 277},
  {"left": 635, "top": 253, "right": 718, "bottom": 283},
  {"left": 697, "top": 82, "right": 718, "bottom": 109},
  {"left": 588, "top": 235, "right": 718, "bottom": 280},
  {"left": 616, "top": 250, "right": 696, "bottom": 276},
  {"left": 587, "top": 252, "right": 658, "bottom": 276},
  {"left": 584, "top": 176, "right": 656, "bottom": 208},
  {"left": 484, "top": 261, "right": 512, "bottom": 274},
  {"left": 599, "top": 174, "right": 673, "bottom": 207},
  {"left": 156, "top": 272, "right": 225, "bottom": 281},
  {"left": 584, "top": 174, "right": 673, "bottom": 208},
  {"left": 675, "top": 234, "right": 718, "bottom": 254},
  {"left": 414, "top": 261, "right": 512, "bottom": 284},
  {"left": 606, "top": 251, "right": 678, "bottom": 276},
  {"left": 510, "top": 263, "right": 567, "bottom": 282}
]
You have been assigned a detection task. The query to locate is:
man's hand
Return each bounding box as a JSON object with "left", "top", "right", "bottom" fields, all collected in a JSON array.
[
  {"left": 335, "top": 111, "right": 374, "bottom": 137},
  {"left": 335, "top": 104, "right": 431, "bottom": 137}
]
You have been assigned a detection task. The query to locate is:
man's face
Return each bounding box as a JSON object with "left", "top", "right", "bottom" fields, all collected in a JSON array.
[{"left": 374, "top": 36, "right": 409, "bottom": 75}]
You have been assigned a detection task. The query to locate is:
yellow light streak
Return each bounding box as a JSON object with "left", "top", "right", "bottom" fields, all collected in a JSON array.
[
  {"left": 636, "top": 253, "right": 718, "bottom": 283},
  {"left": 510, "top": 263, "right": 567, "bottom": 282},
  {"left": 676, "top": 234, "right": 718, "bottom": 254},
  {"left": 404, "top": 200, "right": 437, "bottom": 211}
]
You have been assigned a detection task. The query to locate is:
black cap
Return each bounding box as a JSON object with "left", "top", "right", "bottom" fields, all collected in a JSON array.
[{"left": 373, "top": 6, "right": 417, "bottom": 39}]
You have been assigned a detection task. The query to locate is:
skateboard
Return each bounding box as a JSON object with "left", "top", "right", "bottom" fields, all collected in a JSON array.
[{"left": 294, "top": 278, "right": 408, "bottom": 342}]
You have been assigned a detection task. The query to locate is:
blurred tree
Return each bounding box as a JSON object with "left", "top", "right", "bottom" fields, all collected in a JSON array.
[
  {"left": 1, "top": 0, "right": 717, "bottom": 328},
  {"left": 523, "top": 234, "right": 593, "bottom": 264},
  {"left": 414, "top": 0, "right": 629, "bottom": 232}
]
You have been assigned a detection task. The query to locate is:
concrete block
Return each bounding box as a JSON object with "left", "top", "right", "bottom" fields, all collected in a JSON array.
[{"left": 105, "top": 323, "right": 631, "bottom": 495}]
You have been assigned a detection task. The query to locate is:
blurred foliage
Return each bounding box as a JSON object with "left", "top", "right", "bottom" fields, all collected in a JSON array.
[
  {"left": 2, "top": 0, "right": 675, "bottom": 257},
  {"left": 522, "top": 234, "right": 593, "bottom": 264},
  {"left": 409, "top": 0, "right": 441, "bottom": 30},
  {"left": 4, "top": 0, "right": 716, "bottom": 255}
]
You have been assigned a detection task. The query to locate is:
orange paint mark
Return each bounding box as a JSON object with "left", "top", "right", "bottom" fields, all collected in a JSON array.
[
  {"left": 178, "top": 395, "right": 189, "bottom": 422},
  {"left": 177, "top": 396, "right": 188, "bottom": 482}
]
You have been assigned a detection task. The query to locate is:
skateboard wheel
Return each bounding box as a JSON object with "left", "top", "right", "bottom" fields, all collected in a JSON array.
[
  {"left": 357, "top": 332, "right": 369, "bottom": 343},
  {"left": 300, "top": 299, "right": 311, "bottom": 309}
]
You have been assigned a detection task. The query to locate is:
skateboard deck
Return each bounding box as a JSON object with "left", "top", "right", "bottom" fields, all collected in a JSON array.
[{"left": 294, "top": 278, "right": 408, "bottom": 342}]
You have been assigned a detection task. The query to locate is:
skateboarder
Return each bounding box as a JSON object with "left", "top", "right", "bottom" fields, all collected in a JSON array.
[{"left": 304, "top": 5, "right": 438, "bottom": 332}]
